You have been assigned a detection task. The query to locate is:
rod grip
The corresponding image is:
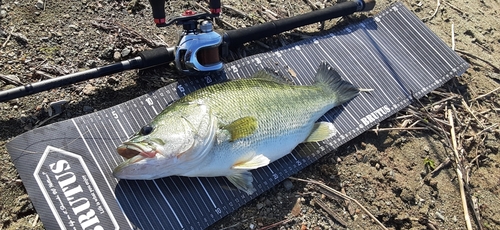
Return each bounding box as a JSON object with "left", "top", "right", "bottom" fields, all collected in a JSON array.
[{"left": 138, "top": 47, "right": 175, "bottom": 69}]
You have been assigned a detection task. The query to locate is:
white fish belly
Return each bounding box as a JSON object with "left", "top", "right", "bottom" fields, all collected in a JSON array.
[{"left": 181, "top": 123, "right": 315, "bottom": 177}]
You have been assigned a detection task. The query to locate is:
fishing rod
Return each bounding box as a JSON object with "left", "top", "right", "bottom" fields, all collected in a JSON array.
[{"left": 0, "top": 0, "right": 375, "bottom": 102}]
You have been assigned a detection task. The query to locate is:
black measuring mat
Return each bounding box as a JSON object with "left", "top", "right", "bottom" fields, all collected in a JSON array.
[{"left": 7, "top": 3, "right": 468, "bottom": 229}]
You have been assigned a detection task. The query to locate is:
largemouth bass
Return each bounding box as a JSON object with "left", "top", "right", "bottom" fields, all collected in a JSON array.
[{"left": 113, "top": 62, "right": 359, "bottom": 194}]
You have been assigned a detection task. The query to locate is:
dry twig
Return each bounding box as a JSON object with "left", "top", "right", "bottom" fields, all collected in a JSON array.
[
  {"left": 448, "top": 109, "right": 473, "bottom": 230},
  {"left": 423, "top": 0, "right": 441, "bottom": 21},
  {"left": 451, "top": 23, "right": 456, "bottom": 50},
  {"left": 1, "top": 28, "right": 13, "bottom": 48},
  {"left": 289, "top": 177, "right": 388, "bottom": 230},
  {"left": 313, "top": 198, "right": 347, "bottom": 227},
  {"left": 194, "top": 1, "right": 238, "bottom": 29},
  {"left": 473, "top": 86, "right": 500, "bottom": 101},
  {"left": 34, "top": 70, "right": 55, "bottom": 80},
  {"left": 444, "top": 1, "right": 466, "bottom": 15},
  {"left": 417, "top": 157, "right": 452, "bottom": 190},
  {"left": 32, "top": 214, "right": 39, "bottom": 227},
  {"left": 223, "top": 5, "right": 250, "bottom": 19},
  {"left": 92, "top": 19, "right": 163, "bottom": 48},
  {"left": 368, "top": 127, "right": 429, "bottom": 132},
  {"left": 0, "top": 73, "right": 23, "bottom": 86},
  {"left": 304, "top": 0, "right": 319, "bottom": 10},
  {"left": 461, "top": 99, "right": 485, "bottom": 128},
  {"left": 257, "top": 218, "right": 292, "bottom": 230},
  {"left": 455, "top": 49, "right": 500, "bottom": 72}
]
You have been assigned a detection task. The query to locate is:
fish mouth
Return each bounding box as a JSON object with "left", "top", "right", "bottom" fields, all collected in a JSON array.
[
  {"left": 117, "top": 142, "right": 158, "bottom": 159},
  {"left": 113, "top": 142, "right": 160, "bottom": 178},
  {"left": 113, "top": 154, "right": 148, "bottom": 178}
]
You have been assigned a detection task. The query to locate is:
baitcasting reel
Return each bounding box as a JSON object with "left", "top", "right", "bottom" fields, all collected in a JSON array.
[{"left": 149, "top": 0, "right": 223, "bottom": 75}]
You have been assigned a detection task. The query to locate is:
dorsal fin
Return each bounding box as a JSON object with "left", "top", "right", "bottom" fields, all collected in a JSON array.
[{"left": 250, "top": 69, "right": 293, "bottom": 85}]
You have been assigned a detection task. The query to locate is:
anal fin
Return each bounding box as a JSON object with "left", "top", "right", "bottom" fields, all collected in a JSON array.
[
  {"left": 226, "top": 171, "right": 256, "bottom": 195},
  {"left": 232, "top": 154, "right": 270, "bottom": 170},
  {"left": 304, "top": 122, "right": 337, "bottom": 142}
]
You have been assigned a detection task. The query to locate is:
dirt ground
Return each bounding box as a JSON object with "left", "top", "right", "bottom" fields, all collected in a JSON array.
[{"left": 1, "top": 0, "right": 499, "bottom": 229}]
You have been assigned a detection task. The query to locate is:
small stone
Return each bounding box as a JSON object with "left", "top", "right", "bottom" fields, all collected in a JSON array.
[
  {"left": 100, "top": 47, "right": 114, "bottom": 60},
  {"left": 435, "top": 211, "right": 445, "bottom": 222},
  {"left": 113, "top": 51, "right": 121, "bottom": 61},
  {"left": 82, "top": 84, "right": 96, "bottom": 95},
  {"left": 428, "top": 179, "right": 438, "bottom": 188},
  {"left": 249, "top": 223, "right": 255, "bottom": 229},
  {"left": 86, "top": 60, "right": 98, "bottom": 68},
  {"left": 336, "top": 156, "right": 342, "bottom": 163},
  {"left": 68, "top": 24, "right": 79, "bottom": 30},
  {"left": 282, "top": 179, "right": 293, "bottom": 191},
  {"left": 83, "top": 105, "right": 94, "bottom": 113},
  {"left": 35, "top": 0, "right": 44, "bottom": 10},
  {"left": 0, "top": 10, "right": 7, "bottom": 18},
  {"left": 400, "top": 188, "right": 415, "bottom": 203},
  {"left": 24, "top": 123, "right": 33, "bottom": 130},
  {"left": 121, "top": 47, "right": 131, "bottom": 57},
  {"left": 291, "top": 198, "right": 301, "bottom": 216},
  {"left": 256, "top": 203, "right": 264, "bottom": 210},
  {"left": 48, "top": 100, "right": 68, "bottom": 116}
]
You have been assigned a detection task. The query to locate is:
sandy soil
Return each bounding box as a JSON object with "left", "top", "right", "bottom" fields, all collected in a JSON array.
[{"left": 1, "top": 0, "right": 499, "bottom": 229}]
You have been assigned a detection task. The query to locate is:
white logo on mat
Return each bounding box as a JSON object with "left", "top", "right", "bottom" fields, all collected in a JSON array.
[
  {"left": 360, "top": 105, "right": 391, "bottom": 126},
  {"left": 34, "top": 146, "right": 118, "bottom": 230}
]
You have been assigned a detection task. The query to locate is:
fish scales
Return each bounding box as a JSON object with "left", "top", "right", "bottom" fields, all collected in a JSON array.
[{"left": 179, "top": 78, "right": 333, "bottom": 143}]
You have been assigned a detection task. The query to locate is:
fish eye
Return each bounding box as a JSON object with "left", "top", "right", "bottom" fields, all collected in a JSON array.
[{"left": 140, "top": 125, "right": 154, "bottom": 135}]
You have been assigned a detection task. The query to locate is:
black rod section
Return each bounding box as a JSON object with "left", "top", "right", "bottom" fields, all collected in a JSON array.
[
  {"left": 223, "top": 0, "right": 374, "bottom": 49},
  {"left": 0, "top": 47, "right": 175, "bottom": 102}
]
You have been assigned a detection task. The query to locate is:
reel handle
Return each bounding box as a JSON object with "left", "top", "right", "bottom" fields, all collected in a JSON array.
[
  {"left": 149, "top": 0, "right": 167, "bottom": 27},
  {"left": 149, "top": 0, "right": 222, "bottom": 27}
]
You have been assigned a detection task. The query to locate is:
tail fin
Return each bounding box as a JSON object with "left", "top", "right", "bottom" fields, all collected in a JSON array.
[{"left": 315, "top": 62, "right": 359, "bottom": 105}]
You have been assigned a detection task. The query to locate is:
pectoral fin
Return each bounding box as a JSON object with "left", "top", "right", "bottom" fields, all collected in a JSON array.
[
  {"left": 223, "top": 116, "right": 258, "bottom": 141},
  {"left": 304, "top": 122, "right": 337, "bottom": 142},
  {"left": 232, "top": 154, "right": 270, "bottom": 170},
  {"left": 226, "top": 171, "right": 256, "bottom": 195}
]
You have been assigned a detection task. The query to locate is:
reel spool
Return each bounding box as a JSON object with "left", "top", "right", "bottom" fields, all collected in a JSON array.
[
  {"left": 154, "top": 0, "right": 223, "bottom": 76},
  {"left": 174, "top": 20, "right": 223, "bottom": 75}
]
